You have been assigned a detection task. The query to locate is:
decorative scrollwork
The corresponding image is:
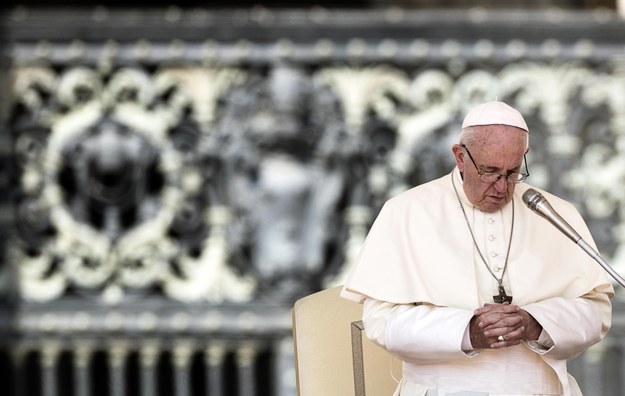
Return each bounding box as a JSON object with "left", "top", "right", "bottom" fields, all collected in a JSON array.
[
  {"left": 7, "top": 58, "right": 625, "bottom": 301},
  {"left": 8, "top": 65, "right": 254, "bottom": 303}
]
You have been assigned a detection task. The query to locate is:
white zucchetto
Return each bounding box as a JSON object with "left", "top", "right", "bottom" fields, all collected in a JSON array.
[{"left": 462, "top": 101, "right": 529, "bottom": 132}]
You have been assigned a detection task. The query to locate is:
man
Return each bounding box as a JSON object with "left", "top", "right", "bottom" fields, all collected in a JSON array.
[{"left": 341, "top": 101, "right": 614, "bottom": 396}]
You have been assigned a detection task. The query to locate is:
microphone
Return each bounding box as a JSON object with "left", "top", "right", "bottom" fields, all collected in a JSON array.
[
  {"left": 522, "top": 189, "right": 583, "bottom": 244},
  {"left": 522, "top": 188, "right": 625, "bottom": 287}
]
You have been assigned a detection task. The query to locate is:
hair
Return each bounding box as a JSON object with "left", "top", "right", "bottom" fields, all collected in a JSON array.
[{"left": 459, "top": 125, "right": 529, "bottom": 151}]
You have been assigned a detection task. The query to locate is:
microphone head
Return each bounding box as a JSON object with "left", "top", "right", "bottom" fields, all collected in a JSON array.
[
  {"left": 521, "top": 187, "right": 583, "bottom": 243},
  {"left": 522, "top": 188, "right": 544, "bottom": 210}
]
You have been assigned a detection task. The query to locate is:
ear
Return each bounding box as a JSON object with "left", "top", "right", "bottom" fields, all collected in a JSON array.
[{"left": 451, "top": 144, "right": 465, "bottom": 172}]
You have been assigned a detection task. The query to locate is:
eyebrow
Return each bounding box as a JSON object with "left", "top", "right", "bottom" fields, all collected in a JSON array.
[{"left": 480, "top": 163, "right": 522, "bottom": 173}]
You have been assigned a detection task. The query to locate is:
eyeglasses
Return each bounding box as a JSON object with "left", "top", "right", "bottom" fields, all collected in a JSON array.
[{"left": 461, "top": 144, "right": 529, "bottom": 184}]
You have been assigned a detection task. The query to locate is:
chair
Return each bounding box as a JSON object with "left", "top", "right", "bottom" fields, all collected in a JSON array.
[{"left": 292, "top": 286, "right": 402, "bottom": 396}]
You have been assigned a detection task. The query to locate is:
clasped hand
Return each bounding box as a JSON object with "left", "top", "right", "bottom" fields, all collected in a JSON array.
[{"left": 469, "top": 303, "right": 542, "bottom": 349}]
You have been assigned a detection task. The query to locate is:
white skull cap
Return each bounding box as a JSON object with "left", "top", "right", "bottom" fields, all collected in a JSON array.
[{"left": 462, "top": 101, "right": 528, "bottom": 132}]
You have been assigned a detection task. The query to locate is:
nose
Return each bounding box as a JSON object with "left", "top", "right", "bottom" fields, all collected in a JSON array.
[{"left": 493, "top": 176, "right": 509, "bottom": 192}]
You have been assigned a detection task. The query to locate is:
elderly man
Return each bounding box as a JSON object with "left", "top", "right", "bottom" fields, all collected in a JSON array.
[{"left": 341, "top": 101, "right": 613, "bottom": 396}]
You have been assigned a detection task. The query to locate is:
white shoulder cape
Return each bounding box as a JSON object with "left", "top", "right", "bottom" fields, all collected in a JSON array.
[{"left": 341, "top": 171, "right": 614, "bottom": 307}]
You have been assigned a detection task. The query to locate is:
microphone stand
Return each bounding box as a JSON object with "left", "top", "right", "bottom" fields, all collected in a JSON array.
[
  {"left": 523, "top": 188, "right": 625, "bottom": 288},
  {"left": 576, "top": 239, "right": 625, "bottom": 288}
]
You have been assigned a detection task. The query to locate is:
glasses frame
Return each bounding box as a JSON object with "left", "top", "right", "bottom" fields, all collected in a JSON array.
[{"left": 461, "top": 144, "right": 530, "bottom": 184}]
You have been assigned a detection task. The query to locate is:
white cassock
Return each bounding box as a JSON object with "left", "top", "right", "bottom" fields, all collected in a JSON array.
[{"left": 341, "top": 168, "right": 613, "bottom": 396}]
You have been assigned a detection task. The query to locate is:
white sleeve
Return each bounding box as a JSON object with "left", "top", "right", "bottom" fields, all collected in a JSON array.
[
  {"left": 522, "top": 289, "right": 611, "bottom": 359},
  {"left": 523, "top": 330, "right": 554, "bottom": 354},
  {"left": 362, "top": 297, "right": 477, "bottom": 362}
]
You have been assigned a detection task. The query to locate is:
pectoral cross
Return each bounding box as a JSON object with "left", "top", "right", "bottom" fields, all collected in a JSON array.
[{"left": 493, "top": 284, "right": 513, "bottom": 304}]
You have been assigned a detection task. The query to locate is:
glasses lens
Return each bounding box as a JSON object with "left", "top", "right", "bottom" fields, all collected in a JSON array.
[
  {"left": 480, "top": 173, "right": 500, "bottom": 183},
  {"left": 480, "top": 173, "right": 526, "bottom": 183},
  {"left": 513, "top": 173, "right": 528, "bottom": 183}
]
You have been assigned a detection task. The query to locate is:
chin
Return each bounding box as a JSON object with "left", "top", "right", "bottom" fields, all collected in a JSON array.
[{"left": 480, "top": 200, "right": 507, "bottom": 212}]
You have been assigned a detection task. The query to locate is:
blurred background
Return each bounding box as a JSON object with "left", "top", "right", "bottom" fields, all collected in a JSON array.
[{"left": 2, "top": 1, "right": 625, "bottom": 395}]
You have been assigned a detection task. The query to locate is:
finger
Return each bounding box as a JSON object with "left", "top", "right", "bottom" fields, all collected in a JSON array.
[
  {"left": 478, "top": 311, "right": 522, "bottom": 329},
  {"left": 483, "top": 323, "right": 523, "bottom": 338},
  {"left": 490, "top": 335, "right": 506, "bottom": 348},
  {"left": 481, "top": 314, "right": 524, "bottom": 331},
  {"left": 488, "top": 325, "right": 526, "bottom": 345},
  {"left": 490, "top": 336, "right": 521, "bottom": 349},
  {"left": 476, "top": 306, "right": 522, "bottom": 324},
  {"left": 501, "top": 326, "right": 526, "bottom": 341},
  {"left": 474, "top": 303, "right": 503, "bottom": 315},
  {"left": 474, "top": 303, "right": 519, "bottom": 316}
]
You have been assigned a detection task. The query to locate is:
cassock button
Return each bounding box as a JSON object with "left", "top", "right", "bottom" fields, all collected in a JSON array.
[
  {"left": 494, "top": 266, "right": 502, "bottom": 272},
  {"left": 488, "top": 235, "right": 495, "bottom": 241},
  {"left": 488, "top": 218, "right": 495, "bottom": 224},
  {"left": 491, "top": 252, "right": 498, "bottom": 257}
]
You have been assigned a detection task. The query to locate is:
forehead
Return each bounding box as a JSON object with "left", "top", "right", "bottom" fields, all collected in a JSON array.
[
  {"left": 470, "top": 125, "right": 527, "bottom": 165},
  {"left": 472, "top": 125, "right": 527, "bottom": 150}
]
